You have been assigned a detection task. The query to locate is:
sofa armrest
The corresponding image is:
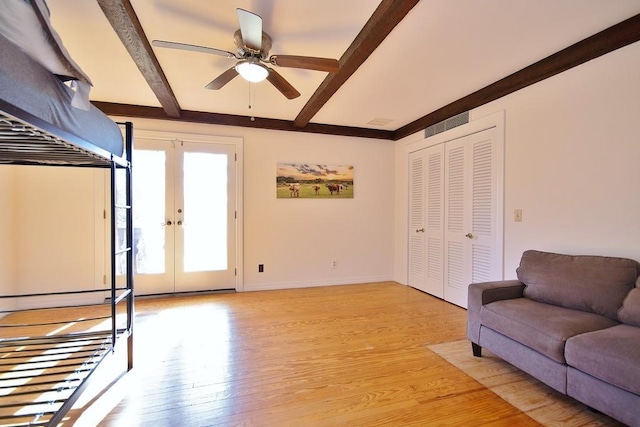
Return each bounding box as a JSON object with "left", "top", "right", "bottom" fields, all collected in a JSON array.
[{"left": 467, "top": 280, "right": 525, "bottom": 343}]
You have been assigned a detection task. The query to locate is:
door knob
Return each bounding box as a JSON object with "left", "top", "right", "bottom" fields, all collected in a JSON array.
[
  {"left": 416, "top": 228, "right": 425, "bottom": 233},
  {"left": 177, "top": 220, "right": 183, "bottom": 226},
  {"left": 162, "top": 220, "right": 172, "bottom": 226},
  {"left": 465, "top": 233, "right": 473, "bottom": 239}
]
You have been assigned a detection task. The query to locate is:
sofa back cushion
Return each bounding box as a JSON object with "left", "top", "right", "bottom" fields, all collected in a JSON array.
[
  {"left": 618, "top": 278, "right": 640, "bottom": 326},
  {"left": 517, "top": 250, "right": 640, "bottom": 320}
]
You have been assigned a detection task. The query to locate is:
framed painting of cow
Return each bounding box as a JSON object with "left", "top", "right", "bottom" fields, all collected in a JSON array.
[{"left": 276, "top": 163, "right": 354, "bottom": 198}]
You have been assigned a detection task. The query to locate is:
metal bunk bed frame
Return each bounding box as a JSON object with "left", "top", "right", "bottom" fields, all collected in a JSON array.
[{"left": 0, "top": 100, "right": 134, "bottom": 426}]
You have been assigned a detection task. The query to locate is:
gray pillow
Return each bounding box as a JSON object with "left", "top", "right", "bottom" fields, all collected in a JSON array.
[
  {"left": 517, "top": 250, "right": 640, "bottom": 320},
  {"left": 618, "top": 278, "right": 640, "bottom": 326}
]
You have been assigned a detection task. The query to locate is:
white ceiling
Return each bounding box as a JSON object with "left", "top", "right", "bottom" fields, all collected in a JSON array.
[{"left": 49, "top": 0, "right": 640, "bottom": 133}]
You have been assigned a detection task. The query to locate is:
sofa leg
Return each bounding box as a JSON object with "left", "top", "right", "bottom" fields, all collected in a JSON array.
[{"left": 472, "top": 342, "right": 482, "bottom": 357}]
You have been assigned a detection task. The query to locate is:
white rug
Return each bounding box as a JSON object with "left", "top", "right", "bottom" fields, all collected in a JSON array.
[{"left": 428, "top": 340, "right": 624, "bottom": 427}]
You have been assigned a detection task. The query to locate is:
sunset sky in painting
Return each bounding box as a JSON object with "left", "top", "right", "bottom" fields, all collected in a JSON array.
[{"left": 277, "top": 163, "right": 354, "bottom": 181}]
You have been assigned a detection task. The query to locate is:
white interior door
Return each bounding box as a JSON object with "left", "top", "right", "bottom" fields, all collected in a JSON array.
[
  {"left": 408, "top": 149, "right": 427, "bottom": 292},
  {"left": 443, "top": 136, "right": 471, "bottom": 307},
  {"left": 408, "top": 145, "right": 444, "bottom": 298},
  {"left": 132, "top": 137, "right": 237, "bottom": 295},
  {"left": 424, "top": 144, "right": 445, "bottom": 297},
  {"left": 444, "top": 127, "right": 501, "bottom": 307}
]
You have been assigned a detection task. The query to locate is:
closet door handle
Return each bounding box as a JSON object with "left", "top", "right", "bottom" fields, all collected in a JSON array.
[
  {"left": 416, "top": 228, "right": 425, "bottom": 233},
  {"left": 177, "top": 220, "right": 183, "bottom": 226},
  {"left": 162, "top": 220, "right": 173, "bottom": 226},
  {"left": 465, "top": 233, "right": 473, "bottom": 239}
]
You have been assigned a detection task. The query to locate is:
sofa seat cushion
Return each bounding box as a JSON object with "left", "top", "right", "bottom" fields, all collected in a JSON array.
[
  {"left": 565, "top": 324, "right": 640, "bottom": 396},
  {"left": 481, "top": 298, "right": 618, "bottom": 363}
]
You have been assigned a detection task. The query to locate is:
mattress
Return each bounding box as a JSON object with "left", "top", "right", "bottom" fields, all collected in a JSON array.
[{"left": 0, "top": 33, "right": 123, "bottom": 158}]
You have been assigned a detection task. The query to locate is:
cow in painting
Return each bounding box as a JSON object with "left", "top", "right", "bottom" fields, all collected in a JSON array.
[
  {"left": 326, "top": 183, "right": 343, "bottom": 195},
  {"left": 289, "top": 183, "right": 300, "bottom": 197}
]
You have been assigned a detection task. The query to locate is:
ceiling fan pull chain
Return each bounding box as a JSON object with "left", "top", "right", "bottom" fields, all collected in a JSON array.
[{"left": 249, "top": 82, "right": 256, "bottom": 121}]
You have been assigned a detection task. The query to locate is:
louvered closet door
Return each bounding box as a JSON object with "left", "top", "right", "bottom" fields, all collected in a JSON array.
[
  {"left": 408, "top": 150, "right": 427, "bottom": 292},
  {"left": 408, "top": 145, "right": 445, "bottom": 297},
  {"left": 424, "top": 145, "right": 445, "bottom": 297},
  {"left": 444, "top": 128, "right": 500, "bottom": 308}
]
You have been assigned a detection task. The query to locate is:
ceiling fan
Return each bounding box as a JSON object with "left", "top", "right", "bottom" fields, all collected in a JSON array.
[{"left": 152, "top": 8, "right": 340, "bottom": 99}]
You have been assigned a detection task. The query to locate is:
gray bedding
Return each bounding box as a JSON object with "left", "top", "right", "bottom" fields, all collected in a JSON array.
[{"left": 0, "top": 33, "right": 123, "bottom": 157}]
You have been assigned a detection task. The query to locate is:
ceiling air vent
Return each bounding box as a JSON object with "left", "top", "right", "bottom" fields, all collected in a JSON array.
[
  {"left": 367, "top": 117, "right": 394, "bottom": 127},
  {"left": 424, "top": 111, "right": 469, "bottom": 138}
]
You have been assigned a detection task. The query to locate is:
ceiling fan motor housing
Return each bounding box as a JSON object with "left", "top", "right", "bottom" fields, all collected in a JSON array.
[{"left": 233, "top": 29, "right": 272, "bottom": 60}]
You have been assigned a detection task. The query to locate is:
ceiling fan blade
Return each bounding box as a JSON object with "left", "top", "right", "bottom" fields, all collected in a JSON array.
[
  {"left": 266, "top": 68, "right": 300, "bottom": 99},
  {"left": 270, "top": 55, "right": 339, "bottom": 73},
  {"left": 205, "top": 67, "right": 239, "bottom": 90},
  {"left": 236, "top": 8, "right": 262, "bottom": 51},
  {"left": 152, "top": 40, "right": 238, "bottom": 58}
]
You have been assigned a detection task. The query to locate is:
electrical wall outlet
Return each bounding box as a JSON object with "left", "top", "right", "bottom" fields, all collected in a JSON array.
[
  {"left": 332, "top": 261, "right": 337, "bottom": 268},
  {"left": 258, "top": 264, "right": 264, "bottom": 273}
]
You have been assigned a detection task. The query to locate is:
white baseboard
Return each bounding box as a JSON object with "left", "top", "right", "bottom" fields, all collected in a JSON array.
[{"left": 241, "top": 275, "right": 394, "bottom": 292}]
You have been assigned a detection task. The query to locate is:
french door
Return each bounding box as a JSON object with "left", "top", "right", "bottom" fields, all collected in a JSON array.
[{"left": 131, "top": 135, "right": 237, "bottom": 295}]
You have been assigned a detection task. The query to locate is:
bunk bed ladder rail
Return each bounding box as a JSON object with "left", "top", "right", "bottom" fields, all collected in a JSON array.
[
  {"left": 109, "top": 122, "right": 134, "bottom": 370},
  {"left": 125, "top": 121, "right": 135, "bottom": 371},
  {"left": 123, "top": 121, "right": 134, "bottom": 371}
]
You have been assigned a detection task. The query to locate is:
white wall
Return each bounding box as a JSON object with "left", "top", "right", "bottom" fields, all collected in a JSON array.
[
  {"left": 243, "top": 128, "right": 395, "bottom": 290},
  {"left": 14, "top": 166, "right": 100, "bottom": 304},
  {"left": 111, "top": 118, "right": 396, "bottom": 291},
  {"left": 394, "top": 41, "right": 640, "bottom": 284}
]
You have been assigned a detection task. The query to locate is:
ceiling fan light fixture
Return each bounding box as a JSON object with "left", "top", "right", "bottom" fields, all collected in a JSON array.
[{"left": 236, "top": 60, "right": 269, "bottom": 83}]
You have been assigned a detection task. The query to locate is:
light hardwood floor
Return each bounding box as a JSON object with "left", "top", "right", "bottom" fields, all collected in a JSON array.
[{"left": 56, "top": 282, "right": 543, "bottom": 426}]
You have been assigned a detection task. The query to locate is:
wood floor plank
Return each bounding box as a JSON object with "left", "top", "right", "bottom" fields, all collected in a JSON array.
[{"left": 4, "top": 282, "right": 544, "bottom": 426}]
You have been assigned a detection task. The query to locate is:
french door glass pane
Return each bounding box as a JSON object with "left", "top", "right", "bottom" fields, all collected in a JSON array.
[
  {"left": 115, "top": 169, "right": 127, "bottom": 276},
  {"left": 183, "top": 152, "right": 227, "bottom": 272},
  {"left": 133, "top": 150, "right": 166, "bottom": 274}
]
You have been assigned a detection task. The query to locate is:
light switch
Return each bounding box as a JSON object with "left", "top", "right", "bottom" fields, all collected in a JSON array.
[{"left": 514, "top": 209, "right": 523, "bottom": 222}]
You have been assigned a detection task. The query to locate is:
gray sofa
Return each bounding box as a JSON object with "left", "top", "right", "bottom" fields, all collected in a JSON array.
[{"left": 467, "top": 250, "right": 640, "bottom": 427}]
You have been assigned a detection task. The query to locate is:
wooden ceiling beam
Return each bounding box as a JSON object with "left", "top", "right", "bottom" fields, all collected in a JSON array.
[
  {"left": 293, "top": 0, "right": 420, "bottom": 128},
  {"left": 393, "top": 13, "right": 640, "bottom": 140},
  {"left": 97, "top": 0, "right": 181, "bottom": 118},
  {"left": 93, "top": 102, "right": 393, "bottom": 140}
]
